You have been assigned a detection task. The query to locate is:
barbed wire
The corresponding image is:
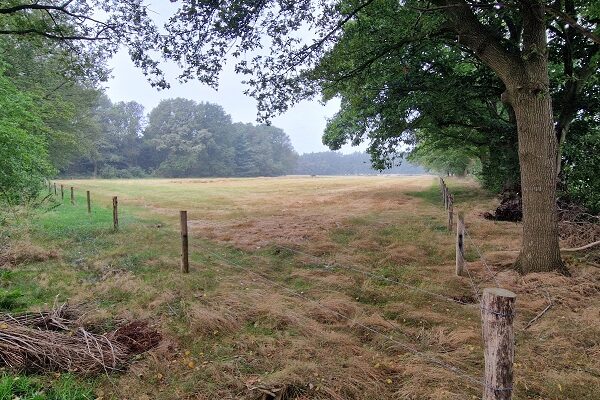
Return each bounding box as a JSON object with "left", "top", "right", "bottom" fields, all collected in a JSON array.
[
  {"left": 463, "top": 229, "right": 502, "bottom": 288},
  {"left": 274, "top": 244, "right": 479, "bottom": 309},
  {"left": 461, "top": 257, "right": 482, "bottom": 301}
]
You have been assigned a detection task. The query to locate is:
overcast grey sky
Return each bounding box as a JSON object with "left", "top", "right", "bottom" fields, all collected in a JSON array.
[{"left": 102, "top": 1, "right": 366, "bottom": 155}]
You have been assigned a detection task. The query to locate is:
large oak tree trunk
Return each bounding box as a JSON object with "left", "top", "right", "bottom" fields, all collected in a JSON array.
[{"left": 511, "top": 91, "right": 568, "bottom": 274}]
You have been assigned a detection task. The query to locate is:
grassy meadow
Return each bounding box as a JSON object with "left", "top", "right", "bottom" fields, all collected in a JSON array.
[{"left": 1, "top": 176, "right": 599, "bottom": 399}]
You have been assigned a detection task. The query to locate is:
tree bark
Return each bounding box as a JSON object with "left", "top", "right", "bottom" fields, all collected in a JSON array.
[
  {"left": 440, "top": 0, "right": 569, "bottom": 274},
  {"left": 508, "top": 1, "right": 568, "bottom": 275},
  {"left": 510, "top": 90, "right": 568, "bottom": 275}
]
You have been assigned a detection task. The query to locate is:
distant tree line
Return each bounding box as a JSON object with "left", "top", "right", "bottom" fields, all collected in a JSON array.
[
  {"left": 63, "top": 97, "right": 298, "bottom": 179},
  {"left": 295, "top": 152, "right": 424, "bottom": 176}
]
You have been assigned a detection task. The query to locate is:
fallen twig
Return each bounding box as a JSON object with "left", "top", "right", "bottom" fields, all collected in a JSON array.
[{"left": 524, "top": 303, "right": 554, "bottom": 330}]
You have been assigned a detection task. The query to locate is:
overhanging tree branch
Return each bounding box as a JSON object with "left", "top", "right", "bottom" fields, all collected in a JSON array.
[
  {"left": 432, "top": 0, "right": 525, "bottom": 85},
  {"left": 0, "top": 29, "right": 109, "bottom": 40},
  {"left": 546, "top": 6, "right": 600, "bottom": 45}
]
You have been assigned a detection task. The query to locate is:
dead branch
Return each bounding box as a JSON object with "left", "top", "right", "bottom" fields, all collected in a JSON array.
[
  {"left": 561, "top": 240, "right": 600, "bottom": 253},
  {"left": 523, "top": 302, "right": 553, "bottom": 330}
]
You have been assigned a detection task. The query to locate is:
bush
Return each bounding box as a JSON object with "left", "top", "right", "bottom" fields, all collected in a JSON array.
[
  {"left": 0, "top": 374, "right": 94, "bottom": 400},
  {"left": 562, "top": 129, "right": 600, "bottom": 213},
  {"left": 98, "top": 166, "right": 147, "bottom": 179},
  {"left": 0, "top": 69, "right": 54, "bottom": 204}
]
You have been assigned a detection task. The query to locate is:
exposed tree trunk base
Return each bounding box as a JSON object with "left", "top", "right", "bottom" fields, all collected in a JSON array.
[{"left": 513, "top": 253, "right": 570, "bottom": 276}]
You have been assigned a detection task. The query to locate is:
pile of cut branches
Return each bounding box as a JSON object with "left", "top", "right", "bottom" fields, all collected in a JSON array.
[
  {"left": 484, "top": 189, "right": 522, "bottom": 222},
  {"left": 0, "top": 304, "right": 161, "bottom": 374}
]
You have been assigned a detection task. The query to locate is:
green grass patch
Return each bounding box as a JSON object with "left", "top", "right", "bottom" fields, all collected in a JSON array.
[
  {"left": 405, "top": 184, "right": 443, "bottom": 205},
  {"left": 0, "top": 374, "right": 94, "bottom": 400},
  {"left": 0, "top": 268, "right": 72, "bottom": 312},
  {"left": 330, "top": 227, "right": 357, "bottom": 245},
  {"left": 406, "top": 181, "right": 493, "bottom": 206},
  {"left": 244, "top": 321, "right": 275, "bottom": 337},
  {"left": 96, "top": 287, "right": 133, "bottom": 308},
  {"left": 0, "top": 289, "right": 25, "bottom": 312}
]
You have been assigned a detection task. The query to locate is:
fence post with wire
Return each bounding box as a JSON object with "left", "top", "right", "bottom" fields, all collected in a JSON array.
[
  {"left": 180, "top": 210, "right": 189, "bottom": 274},
  {"left": 437, "top": 177, "right": 517, "bottom": 399},
  {"left": 86, "top": 190, "right": 91, "bottom": 214},
  {"left": 481, "top": 288, "right": 516, "bottom": 400},
  {"left": 443, "top": 183, "right": 448, "bottom": 210},
  {"left": 447, "top": 194, "right": 454, "bottom": 231},
  {"left": 51, "top": 178, "right": 520, "bottom": 399},
  {"left": 112, "top": 196, "right": 118, "bottom": 230},
  {"left": 456, "top": 211, "right": 465, "bottom": 276}
]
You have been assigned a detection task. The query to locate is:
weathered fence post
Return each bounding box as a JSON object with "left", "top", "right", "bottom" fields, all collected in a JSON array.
[
  {"left": 54, "top": 183, "right": 57, "bottom": 196},
  {"left": 481, "top": 288, "right": 516, "bottom": 400},
  {"left": 447, "top": 194, "right": 454, "bottom": 231},
  {"left": 112, "top": 196, "right": 118, "bottom": 230},
  {"left": 443, "top": 183, "right": 448, "bottom": 210},
  {"left": 86, "top": 191, "right": 91, "bottom": 214},
  {"left": 70, "top": 187, "right": 74, "bottom": 205},
  {"left": 442, "top": 184, "right": 447, "bottom": 208},
  {"left": 455, "top": 212, "right": 465, "bottom": 276},
  {"left": 180, "top": 211, "right": 189, "bottom": 273},
  {"left": 60, "top": 184, "right": 64, "bottom": 201},
  {"left": 48, "top": 181, "right": 52, "bottom": 194}
]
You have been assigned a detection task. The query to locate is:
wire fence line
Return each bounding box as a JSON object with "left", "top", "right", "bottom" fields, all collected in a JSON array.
[
  {"left": 274, "top": 244, "right": 479, "bottom": 308},
  {"left": 438, "top": 177, "right": 556, "bottom": 331},
  {"left": 464, "top": 229, "right": 501, "bottom": 288},
  {"left": 460, "top": 255, "right": 483, "bottom": 301},
  {"left": 47, "top": 179, "right": 522, "bottom": 395},
  {"left": 200, "top": 246, "right": 485, "bottom": 390}
]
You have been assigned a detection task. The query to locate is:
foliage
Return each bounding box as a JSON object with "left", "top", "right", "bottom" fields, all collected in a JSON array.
[
  {"left": 407, "top": 142, "right": 475, "bottom": 177},
  {"left": 0, "top": 69, "right": 54, "bottom": 204},
  {"left": 313, "top": 3, "right": 524, "bottom": 190},
  {"left": 0, "top": 373, "right": 94, "bottom": 400},
  {"left": 0, "top": 0, "right": 164, "bottom": 86},
  {"left": 64, "top": 98, "right": 298, "bottom": 178},
  {"left": 0, "top": 33, "right": 109, "bottom": 172},
  {"left": 562, "top": 126, "right": 600, "bottom": 213}
]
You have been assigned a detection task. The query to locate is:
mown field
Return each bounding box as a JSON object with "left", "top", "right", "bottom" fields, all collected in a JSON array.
[{"left": 1, "top": 176, "right": 599, "bottom": 399}]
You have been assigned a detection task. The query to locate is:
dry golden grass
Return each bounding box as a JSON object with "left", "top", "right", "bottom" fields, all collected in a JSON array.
[
  {"left": 0, "top": 239, "right": 59, "bottom": 268},
  {"left": 11, "top": 175, "right": 598, "bottom": 399}
]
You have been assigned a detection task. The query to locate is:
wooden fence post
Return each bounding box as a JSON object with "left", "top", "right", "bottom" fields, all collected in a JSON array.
[
  {"left": 54, "top": 183, "right": 57, "bottom": 196},
  {"left": 456, "top": 212, "right": 465, "bottom": 276},
  {"left": 70, "top": 187, "right": 74, "bottom": 205},
  {"left": 112, "top": 196, "right": 118, "bottom": 230},
  {"left": 60, "top": 184, "right": 64, "bottom": 201},
  {"left": 48, "top": 181, "right": 52, "bottom": 194},
  {"left": 86, "top": 191, "right": 91, "bottom": 214},
  {"left": 447, "top": 194, "right": 454, "bottom": 231},
  {"left": 442, "top": 182, "right": 446, "bottom": 205},
  {"left": 180, "top": 211, "right": 189, "bottom": 273},
  {"left": 481, "top": 288, "right": 516, "bottom": 400},
  {"left": 444, "top": 186, "right": 449, "bottom": 210}
]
